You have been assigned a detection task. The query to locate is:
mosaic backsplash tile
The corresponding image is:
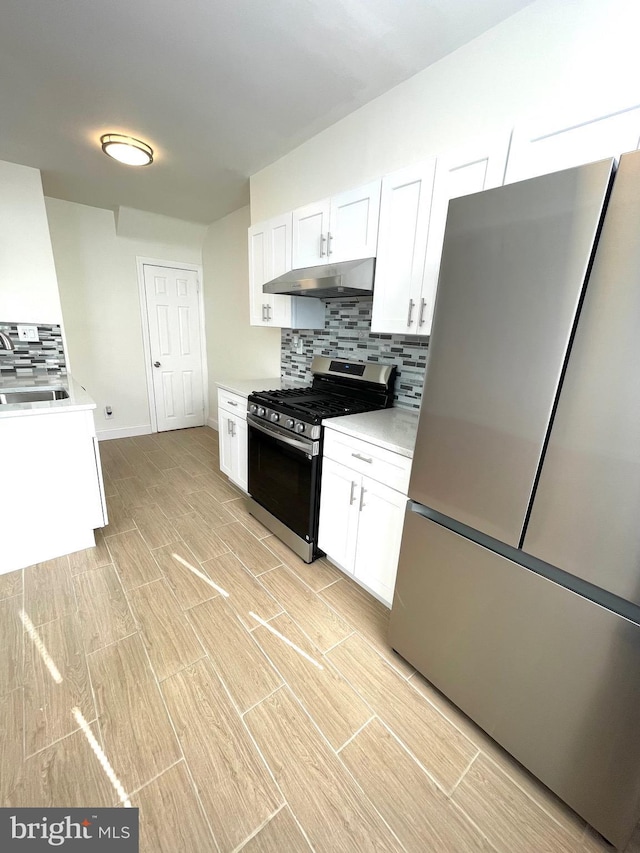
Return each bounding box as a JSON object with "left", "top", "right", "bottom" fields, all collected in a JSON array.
[
  {"left": 0, "top": 322, "right": 66, "bottom": 375},
  {"left": 281, "top": 300, "right": 428, "bottom": 409}
]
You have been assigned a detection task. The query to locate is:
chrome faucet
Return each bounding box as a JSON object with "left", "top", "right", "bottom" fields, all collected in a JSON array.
[{"left": 0, "top": 331, "right": 15, "bottom": 351}]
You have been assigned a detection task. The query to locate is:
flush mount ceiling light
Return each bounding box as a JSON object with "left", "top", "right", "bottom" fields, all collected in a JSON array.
[{"left": 100, "top": 133, "right": 153, "bottom": 166}]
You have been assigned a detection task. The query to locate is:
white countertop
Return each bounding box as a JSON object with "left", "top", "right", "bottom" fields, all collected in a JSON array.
[
  {"left": 216, "top": 377, "right": 283, "bottom": 398},
  {"left": 322, "top": 407, "right": 420, "bottom": 458},
  {"left": 0, "top": 374, "right": 96, "bottom": 419}
]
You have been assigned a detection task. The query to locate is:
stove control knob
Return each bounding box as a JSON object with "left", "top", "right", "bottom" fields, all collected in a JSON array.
[
  {"left": 270, "top": 412, "right": 280, "bottom": 423},
  {"left": 249, "top": 403, "right": 257, "bottom": 414},
  {"left": 257, "top": 407, "right": 266, "bottom": 417},
  {"left": 295, "top": 422, "right": 306, "bottom": 434},
  {"left": 286, "top": 418, "right": 295, "bottom": 429}
]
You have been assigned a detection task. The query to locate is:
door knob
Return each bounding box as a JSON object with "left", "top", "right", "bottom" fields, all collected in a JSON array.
[{"left": 153, "top": 361, "right": 161, "bottom": 367}]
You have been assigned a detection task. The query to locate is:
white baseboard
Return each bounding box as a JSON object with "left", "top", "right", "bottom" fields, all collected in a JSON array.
[
  {"left": 207, "top": 416, "right": 218, "bottom": 431},
  {"left": 97, "top": 424, "right": 153, "bottom": 441}
]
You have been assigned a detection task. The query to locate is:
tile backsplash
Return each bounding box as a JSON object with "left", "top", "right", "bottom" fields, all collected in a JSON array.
[
  {"left": 0, "top": 322, "right": 66, "bottom": 375},
  {"left": 281, "top": 300, "right": 428, "bottom": 409}
]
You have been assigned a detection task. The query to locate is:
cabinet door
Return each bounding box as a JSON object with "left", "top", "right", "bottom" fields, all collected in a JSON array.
[
  {"left": 371, "top": 160, "right": 436, "bottom": 334},
  {"left": 354, "top": 477, "right": 407, "bottom": 606},
  {"left": 318, "top": 457, "right": 360, "bottom": 573},
  {"left": 248, "top": 224, "right": 270, "bottom": 326},
  {"left": 218, "top": 411, "right": 234, "bottom": 479},
  {"left": 420, "top": 133, "right": 511, "bottom": 335},
  {"left": 292, "top": 199, "right": 331, "bottom": 268},
  {"left": 328, "top": 180, "right": 381, "bottom": 263},
  {"left": 249, "top": 216, "right": 293, "bottom": 327},
  {"left": 232, "top": 415, "right": 248, "bottom": 493},
  {"left": 266, "top": 213, "right": 293, "bottom": 327},
  {"left": 505, "top": 103, "right": 640, "bottom": 184}
]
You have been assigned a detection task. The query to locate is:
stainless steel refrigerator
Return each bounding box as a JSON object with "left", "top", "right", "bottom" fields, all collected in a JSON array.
[{"left": 389, "top": 150, "right": 640, "bottom": 849}]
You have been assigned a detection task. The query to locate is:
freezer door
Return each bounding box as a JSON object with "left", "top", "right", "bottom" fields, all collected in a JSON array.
[
  {"left": 389, "top": 509, "right": 640, "bottom": 849},
  {"left": 409, "top": 159, "right": 613, "bottom": 545},
  {"left": 523, "top": 150, "right": 640, "bottom": 603}
]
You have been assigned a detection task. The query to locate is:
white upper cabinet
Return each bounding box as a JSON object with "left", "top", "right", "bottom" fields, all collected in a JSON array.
[
  {"left": 292, "top": 199, "right": 331, "bottom": 268},
  {"left": 249, "top": 212, "right": 292, "bottom": 327},
  {"left": 419, "top": 133, "right": 512, "bottom": 335},
  {"left": 328, "top": 180, "right": 381, "bottom": 263},
  {"left": 371, "top": 159, "right": 436, "bottom": 335},
  {"left": 248, "top": 213, "right": 324, "bottom": 328},
  {"left": 505, "top": 104, "right": 640, "bottom": 184},
  {"left": 372, "top": 134, "right": 510, "bottom": 337},
  {"left": 292, "top": 180, "right": 381, "bottom": 268}
]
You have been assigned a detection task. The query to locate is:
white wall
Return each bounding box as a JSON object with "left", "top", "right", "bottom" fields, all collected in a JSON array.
[
  {"left": 0, "top": 159, "right": 63, "bottom": 324},
  {"left": 45, "top": 197, "right": 204, "bottom": 438},
  {"left": 202, "top": 206, "right": 280, "bottom": 421},
  {"left": 250, "top": 0, "right": 640, "bottom": 221}
]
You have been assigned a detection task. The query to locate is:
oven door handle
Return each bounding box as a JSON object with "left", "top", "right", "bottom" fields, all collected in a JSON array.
[{"left": 248, "top": 414, "right": 317, "bottom": 455}]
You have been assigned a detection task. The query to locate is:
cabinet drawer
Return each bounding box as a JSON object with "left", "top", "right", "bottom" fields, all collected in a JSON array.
[
  {"left": 323, "top": 429, "right": 411, "bottom": 494},
  {"left": 218, "top": 389, "right": 247, "bottom": 418}
]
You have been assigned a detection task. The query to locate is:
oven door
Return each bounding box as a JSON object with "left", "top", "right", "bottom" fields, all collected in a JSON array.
[{"left": 248, "top": 415, "right": 320, "bottom": 545}]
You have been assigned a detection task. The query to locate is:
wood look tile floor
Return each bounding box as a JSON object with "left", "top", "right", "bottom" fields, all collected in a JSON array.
[{"left": 0, "top": 426, "right": 631, "bottom": 852}]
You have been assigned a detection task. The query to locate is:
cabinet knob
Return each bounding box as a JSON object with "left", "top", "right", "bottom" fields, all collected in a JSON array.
[{"left": 153, "top": 361, "right": 161, "bottom": 368}]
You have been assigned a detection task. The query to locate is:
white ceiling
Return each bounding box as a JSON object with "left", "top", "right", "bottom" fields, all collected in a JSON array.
[{"left": 0, "top": 0, "right": 533, "bottom": 223}]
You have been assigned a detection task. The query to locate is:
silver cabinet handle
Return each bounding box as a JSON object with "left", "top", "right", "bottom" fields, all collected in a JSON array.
[
  {"left": 227, "top": 419, "right": 233, "bottom": 435},
  {"left": 319, "top": 233, "right": 326, "bottom": 257},
  {"left": 261, "top": 304, "right": 266, "bottom": 322},
  {"left": 359, "top": 487, "right": 366, "bottom": 511},
  {"left": 407, "top": 299, "right": 415, "bottom": 328},
  {"left": 266, "top": 305, "right": 272, "bottom": 321},
  {"left": 228, "top": 400, "right": 238, "bottom": 407},
  {"left": 419, "top": 298, "right": 427, "bottom": 327},
  {"left": 153, "top": 361, "right": 161, "bottom": 368},
  {"left": 327, "top": 231, "right": 333, "bottom": 257},
  {"left": 349, "top": 481, "right": 357, "bottom": 505},
  {"left": 352, "top": 452, "right": 372, "bottom": 463}
]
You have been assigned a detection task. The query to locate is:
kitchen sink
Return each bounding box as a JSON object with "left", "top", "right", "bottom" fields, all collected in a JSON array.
[{"left": 0, "top": 388, "right": 69, "bottom": 404}]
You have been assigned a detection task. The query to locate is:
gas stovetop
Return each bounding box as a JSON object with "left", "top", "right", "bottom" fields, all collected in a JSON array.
[
  {"left": 247, "top": 357, "right": 397, "bottom": 439},
  {"left": 249, "top": 387, "right": 378, "bottom": 423}
]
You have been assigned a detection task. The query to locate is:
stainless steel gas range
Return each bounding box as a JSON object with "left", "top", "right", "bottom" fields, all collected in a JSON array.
[{"left": 246, "top": 356, "right": 396, "bottom": 563}]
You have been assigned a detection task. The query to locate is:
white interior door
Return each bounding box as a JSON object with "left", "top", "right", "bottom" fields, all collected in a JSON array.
[{"left": 143, "top": 264, "right": 205, "bottom": 432}]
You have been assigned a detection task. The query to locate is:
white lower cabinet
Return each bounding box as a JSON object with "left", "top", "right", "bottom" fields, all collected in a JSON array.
[
  {"left": 317, "top": 457, "right": 361, "bottom": 571},
  {"left": 352, "top": 476, "right": 407, "bottom": 605},
  {"left": 218, "top": 390, "right": 248, "bottom": 492},
  {"left": 1, "top": 408, "right": 107, "bottom": 574},
  {"left": 318, "top": 430, "right": 410, "bottom": 607}
]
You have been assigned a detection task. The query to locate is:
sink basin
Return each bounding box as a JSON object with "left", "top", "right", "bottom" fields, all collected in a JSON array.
[{"left": 0, "top": 388, "right": 69, "bottom": 404}]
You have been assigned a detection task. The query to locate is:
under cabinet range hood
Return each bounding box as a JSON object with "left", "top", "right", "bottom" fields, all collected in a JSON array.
[{"left": 263, "top": 257, "right": 375, "bottom": 299}]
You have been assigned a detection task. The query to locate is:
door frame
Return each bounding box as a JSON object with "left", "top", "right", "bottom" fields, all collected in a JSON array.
[{"left": 136, "top": 256, "right": 208, "bottom": 434}]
